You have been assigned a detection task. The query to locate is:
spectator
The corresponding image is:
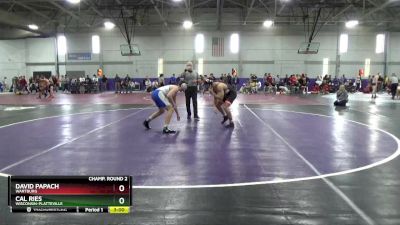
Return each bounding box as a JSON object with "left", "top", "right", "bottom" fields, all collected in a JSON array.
[
  {"left": 250, "top": 74, "right": 258, "bottom": 83},
  {"left": 29, "top": 77, "right": 38, "bottom": 93},
  {"left": 85, "top": 75, "right": 93, "bottom": 93},
  {"left": 284, "top": 74, "right": 290, "bottom": 86},
  {"left": 232, "top": 72, "right": 238, "bottom": 90},
  {"left": 311, "top": 83, "right": 320, "bottom": 94},
  {"left": 316, "top": 74, "right": 323, "bottom": 86},
  {"left": 355, "top": 75, "right": 361, "bottom": 91},
  {"left": 2, "top": 77, "right": 7, "bottom": 92},
  {"left": 334, "top": 85, "right": 348, "bottom": 107},
  {"left": 20, "top": 76, "right": 28, "bottom": 94},
  {"left": 298, "top": 74, "right": 307, "bottom": 94},
  {"left": 264, "top": 73, "right": 275, "bottom": 94},
  {"left": 101, "top": 75, "right": 108, "bottom": 92},
  {"left": 169, "top": 74, "right": 177, "bottom": 85},
  {"left": 151, "top": 80, "right": 159, "bottom": 91},
  {"left": 289, "top": 75, "right": 298, "bottom": 94},
  {"left": 114, "top": 74, "right": 121, "bottom": 94},
  {"left": 340, "top": 74, "right": 347, "bottom": 85},
  {"left": 202, "top": 75, "right": 210, "bottom": 95},
  {"left": 332, "top": 75, "right": 340, "bottom": 92},
  {"left": 222, "top": 74, "right": 228, "bottom": 83},
  {"left": 123, "top": 74, "right": 131, "bottom": 93},
  {"left": 378, "top": 74, "right": 384, "bottom": 92},
  {"left": 158, "top": 74, "right": 165, "bottom": 87},
  {"left": 226, "top": 73, "right": 232, "bottom": 85},
  {"left": 144, "top": 76, "right": 151, "bottom": 92},
  {"left": 371, "top": 73, "right": 379, "bottom": 99},
  {"left": 390, "top": 73, "right": 399, "bottom": 100},
  {"left": 209, "top": 73, "right": 216, "bottom": 81},
  {"left": 92, "top": 74, "right": 99, "bottom": 92},
  {"left": 52, "top": 75, "right": 59, "bottom": 92}
]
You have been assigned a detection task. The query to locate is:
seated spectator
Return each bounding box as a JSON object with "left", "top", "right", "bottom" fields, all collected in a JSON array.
[
  {"left": 19, "top": 76, "right": 28, "bottom": 94},
  {"left": 151, "top": 80, "right": 159, "bottom": 91},
  {"left": 316, "top": 74, "right": 323, "bottom": 86},
  {"left": 332, "top": 75, "right": 340, "bottom": 92},
  {"left": 334, "top": 85, "right": 348, "bottom": 107},
  {"left": 275, "top": 75, "right": 281, "bottom": 92},
  {"left": 250, "top": 80, "right": 258, "bottom": 94},
  {"left": 322, "top": 83, "right": 330, "bottom": 94},
  {"left": 289, "top": 75, "right": 299, "bottom": 94},
  {"left": 298, "top": 74, "right": 307, "bottom": 94},
  {"left": 311, "top": 83, "right": 320, "bottom": 94},
  {"left": 264, "top": 73, "right": 276, "bottom": 94},
  {"left": 240, "top": 82, "right": 251, "bottom": 94},
  {"left": 169, "top": 74, "right": 177, "bottom": 85},
  {"left": 29, "top": 78, "right": 38, "bottom": 93},
  {"left": 250, "top": 74, "right": 258, "bottom": 83},
  {"left": 144, "top": 77, "right": 151, "bottom": 92}
]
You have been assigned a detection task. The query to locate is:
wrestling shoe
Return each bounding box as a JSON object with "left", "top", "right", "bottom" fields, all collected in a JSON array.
[
  {"left": 226, "top": 122, "right": 234, "bottom": 128},
  {"left": 143, "top": 120, "right": 151, "bottom": 129},
  {"left": 163, "top": 127, "right": 176, "bottom": 134},
  {"left": 221, "top": 116, "right": 228, "bottom": 124}
]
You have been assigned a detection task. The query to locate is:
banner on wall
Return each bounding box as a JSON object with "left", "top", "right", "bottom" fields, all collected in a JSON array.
[{"left": 68, "top": 53, "right": 91, "bottom": 60}]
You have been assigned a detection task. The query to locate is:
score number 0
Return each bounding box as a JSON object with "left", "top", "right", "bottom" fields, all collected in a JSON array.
[{"left": 118, "top": 185, "right": 126, "bottom": 205}]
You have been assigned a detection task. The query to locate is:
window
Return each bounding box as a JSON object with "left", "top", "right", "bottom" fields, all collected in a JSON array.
[
  {"left": 198, "top": 58, "right": 204, "bottom": 75},
  {"left": 158, "top": 58, "right": 164, "bottom": 76},
  {"left": 376, "top": 34, "right": 385, "bottom": 54},
  {"left": 365, "top": 58, "right": 371, "bottom": 77},
  {"left": 92, "top": 35, "right": 100, "bottom": 54},
  {"left": 322, "top": 58, "right": 329, "bottom": 75},
  {"left": 57, "top": 35, "right": 67, "bottom": 55},
  {"left": 195, "top": 34, "right": 204, "bottom": 54},
  {"left": 339, "top": 34, "right": 348, "bottom": 54},
  {"left": 230, "top": 33, "right": 239, "bottom": 54}
]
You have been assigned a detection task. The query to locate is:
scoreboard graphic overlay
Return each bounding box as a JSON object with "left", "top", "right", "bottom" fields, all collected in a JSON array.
[{"left": 8, "top": 176, "right": 132, "bottom": 213}]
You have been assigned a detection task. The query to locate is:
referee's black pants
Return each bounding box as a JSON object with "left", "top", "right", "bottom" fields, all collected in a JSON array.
[
  {"left": 391, "top": 83, "right": 398, "bottom": 99},
  {"left": 185, "top": 86, "right": 198, "bottom": 118}
]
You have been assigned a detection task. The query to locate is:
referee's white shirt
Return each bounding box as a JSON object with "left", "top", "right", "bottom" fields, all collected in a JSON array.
[{"left": 391, "top": 76, "right": 399, "bottom": 84}]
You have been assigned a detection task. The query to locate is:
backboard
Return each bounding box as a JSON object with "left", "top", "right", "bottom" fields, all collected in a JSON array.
[
  {"left": 298, "top": 42, "right": 320, "bottom": 54},
  {"left": 120, "top": 44, "right": 141, "bottom": 56}
]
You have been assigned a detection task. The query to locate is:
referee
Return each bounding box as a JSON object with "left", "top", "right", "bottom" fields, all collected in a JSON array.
[
  {"left": 390, "top": 73, "right": 398, "bottom": 100},
  {"left": 181, "top": 61, "right": 200, "bottom": 120}
]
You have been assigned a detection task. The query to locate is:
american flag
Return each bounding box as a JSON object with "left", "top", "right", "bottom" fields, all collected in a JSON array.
[{"left": 212, "top": 37, "right": 224, "bottom": 57}]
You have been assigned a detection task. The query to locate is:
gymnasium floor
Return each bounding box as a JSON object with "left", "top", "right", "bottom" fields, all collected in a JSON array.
[{"left": 0, "top": 92, "right": 399, "bottom": 225}]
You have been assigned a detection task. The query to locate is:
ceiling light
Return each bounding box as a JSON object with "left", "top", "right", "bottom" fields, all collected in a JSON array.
[
  {"left": 345, "top": 20, "right": 359, "bottom": 28},
  {"left": 28, "top": 24, "right": 39, "bottom": 30},
  {"left": 183, "top": 20, "right": 193, "bottom": 29},
  {"left": 263, "top": 20, "right": 274, "bottom": 27},
  {"left": 67, "top": 0, "right": 80, "bottom": 4},
  {"left": 172, "top": 0, "right": 183, "bottom": 2},
  {"left": 104, "top": 21, "right": 115, "bottom": 30}
]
